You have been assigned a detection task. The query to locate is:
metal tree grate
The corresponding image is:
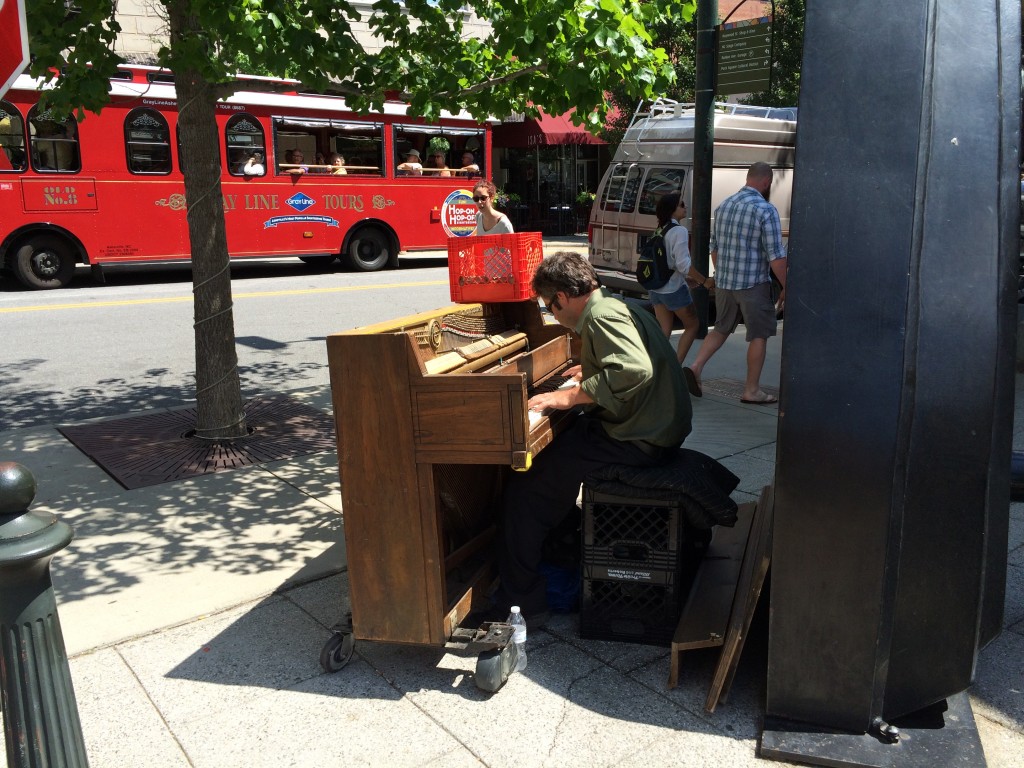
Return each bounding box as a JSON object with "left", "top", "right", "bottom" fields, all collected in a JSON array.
[{"left": 58, "top": 393, "right": 336, "bottom": 490}]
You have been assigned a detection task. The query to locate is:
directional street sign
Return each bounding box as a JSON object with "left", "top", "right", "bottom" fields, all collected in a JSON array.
[
  {"left": 717, "top": 17, "right": 773, "bottom": 96},
  {"left": 0, "top": 0, "right": 30, "bottom": 99}
]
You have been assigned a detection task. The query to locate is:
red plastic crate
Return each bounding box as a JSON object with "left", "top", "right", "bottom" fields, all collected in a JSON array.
[{"left": 447, "top": 232, "right": 544, "bottom": 303}]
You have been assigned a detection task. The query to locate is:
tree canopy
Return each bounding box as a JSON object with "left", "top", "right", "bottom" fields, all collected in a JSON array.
[
  {"left": 603, "top": 13, "right": 697, "bottom": 144},
  {"left": 603, "top": 0, "right": 805, "bottom": 143},
  {"left": 28, "top": 1, "right": 697, "bottom": 127},
  {"left": 21, "top": 0, "right": 698, "bottom": 439}
]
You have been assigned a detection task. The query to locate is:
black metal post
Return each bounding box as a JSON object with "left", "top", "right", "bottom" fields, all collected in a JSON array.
[
  {"left": 0, "top": 462, "right": 88, "bottom": 767},
  {"left": 692, "top": 0, "right": 718, "bottom": 336},
  {"left": 763, "top": 0, "right": 1018, "bottom": 764}
]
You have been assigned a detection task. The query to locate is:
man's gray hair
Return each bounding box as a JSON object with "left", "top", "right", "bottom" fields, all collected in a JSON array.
[{"left": 532, "top": 251, "right": 599, "bottom": 299}]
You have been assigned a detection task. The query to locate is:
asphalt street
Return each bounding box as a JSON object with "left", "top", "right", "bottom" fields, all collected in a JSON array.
[{"left": 0, "top": 257, "right": 454, "bottom": 431}]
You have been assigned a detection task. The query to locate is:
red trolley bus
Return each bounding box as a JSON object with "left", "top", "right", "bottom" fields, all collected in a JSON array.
[{"left": 0, "top": 66, "right": 494, "bottom": 289}]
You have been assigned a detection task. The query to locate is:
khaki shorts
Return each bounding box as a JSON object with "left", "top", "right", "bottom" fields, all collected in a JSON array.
[{"left": 713, "top": 282, "right": 777, "bottom": 341}]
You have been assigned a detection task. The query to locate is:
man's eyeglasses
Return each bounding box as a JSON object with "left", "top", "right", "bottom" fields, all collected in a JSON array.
[
  {"left": 473, "top": 195, "right": 489, "bottom": 203},
  {"left": 540, "top": 293, "right": 562, "bottom": 312}
]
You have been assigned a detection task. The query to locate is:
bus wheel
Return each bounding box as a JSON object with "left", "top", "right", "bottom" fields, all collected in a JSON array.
[
  {"left": 344, "top": 226, "right": 392, "bottom": 272},
  {"left": 12, "top": 235, "right": 77, "bottom": 289}
]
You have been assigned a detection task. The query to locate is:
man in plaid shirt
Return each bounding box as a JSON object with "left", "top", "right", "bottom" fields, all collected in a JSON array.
[{"left": 683, "top": 162, "right": 788, "bottom": 404}]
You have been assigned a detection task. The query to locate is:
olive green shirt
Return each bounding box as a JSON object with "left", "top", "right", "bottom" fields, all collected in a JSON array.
[{"left": 575, "top": 288, "right": 692, "bottom": 447}]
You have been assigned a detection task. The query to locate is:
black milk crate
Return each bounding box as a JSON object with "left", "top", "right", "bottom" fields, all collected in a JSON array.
[
  {"left": 582, "top": 488, "right": 685, "bottom": 577},
  {"left": 580, "top": 487, "right": 711, "bottom": 645},
  {"left": 579, "top": 576, "right": 684, "bottom": 646}
]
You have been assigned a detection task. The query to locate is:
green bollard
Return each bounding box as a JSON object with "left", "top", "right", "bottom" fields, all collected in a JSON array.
[{"left": 0, "top": 462, "right": 88, "bottom": 767}]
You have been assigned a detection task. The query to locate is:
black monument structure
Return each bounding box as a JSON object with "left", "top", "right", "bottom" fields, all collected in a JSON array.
[{"left": 763, "top": 1, "right": 1018, "bottom": 766}]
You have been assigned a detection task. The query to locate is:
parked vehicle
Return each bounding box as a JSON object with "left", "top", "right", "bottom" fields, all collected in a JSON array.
[{"left": 588, "top": 98, "right": 797, "bottom": 296}]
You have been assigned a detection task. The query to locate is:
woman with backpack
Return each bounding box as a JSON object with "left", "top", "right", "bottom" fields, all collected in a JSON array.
[{"left": 648, "top": 192, "right": 714, "bottom": 364}]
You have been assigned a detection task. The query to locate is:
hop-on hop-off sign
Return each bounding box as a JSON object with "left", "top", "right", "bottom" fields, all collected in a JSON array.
[
  {"left": 0, "top": 0, "right": 30, "bottom": 99},
  {"left": 717, "top": 16, "right": 773, "bottom": 96}
]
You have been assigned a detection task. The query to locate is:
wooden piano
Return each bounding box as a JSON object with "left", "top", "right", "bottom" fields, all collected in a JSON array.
[{"left": 326, "top": 299, "right": 581, "bottom": 647}]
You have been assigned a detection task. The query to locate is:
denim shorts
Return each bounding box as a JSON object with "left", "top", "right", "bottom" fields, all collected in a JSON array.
[{"left": 648, "top": 282, "right": 694, "bottom": 311}]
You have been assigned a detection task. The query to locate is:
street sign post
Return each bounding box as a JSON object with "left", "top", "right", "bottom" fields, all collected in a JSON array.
[
  {"left": 717, "top": 16, "right": 773, "bottom": 96},
  {"left": 0, "top": 0, "right": 30, "bottom": 99}
]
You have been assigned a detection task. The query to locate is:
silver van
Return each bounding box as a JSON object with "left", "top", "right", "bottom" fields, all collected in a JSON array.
[{"left": 588, "top": 99, "right": 797, "bottom": 295}]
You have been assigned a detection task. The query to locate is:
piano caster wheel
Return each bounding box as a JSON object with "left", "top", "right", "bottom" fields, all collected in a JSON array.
[
  {"left": 473, "top": 639, "right": 519, "bottom": 693},
  {"left": 320, "top": 631, "right": 355, "bottom": 673}
]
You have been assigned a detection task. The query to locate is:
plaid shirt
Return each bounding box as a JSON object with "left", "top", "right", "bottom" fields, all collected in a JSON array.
[{"left": 709, "top": 186, "right": 786, "bottom": 290}]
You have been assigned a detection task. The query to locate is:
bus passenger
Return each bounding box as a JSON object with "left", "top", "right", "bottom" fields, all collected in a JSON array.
[
  {"left": 397, "top": 148, "right": 423, "bottom": 176},
  {"left": 328, "top": 153, "right": 347, "bottom": 175},
  {"left": 243, "top": 152, "right": 265, "bottom": 176},
  {"left": 459, "top": 151, "right": 481, "bottom": 177},
  {"left": 0, "top": 141, "right": 23, "bottom": 170},
  {"left": 284, "top": 149, "right": 308, "bottom": 175},
  {"left": 428, "top": 152, "right": 451, "bottom": 177},
  {"left": 472, "top": 180, "right": 513, "bottom": 235}
]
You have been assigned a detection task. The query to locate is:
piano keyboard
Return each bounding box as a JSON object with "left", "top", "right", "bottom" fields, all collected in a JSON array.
[
  {"left": 527, "top": 374, "right": 580, "bottom": 427},
  {"left": 529, "top": 375, "right": 575, "bottom": 395}
]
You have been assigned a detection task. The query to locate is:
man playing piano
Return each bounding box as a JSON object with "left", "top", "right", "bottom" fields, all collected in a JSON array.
[{"left": 496, "top": 251, "right": 692, "bottom": 624}]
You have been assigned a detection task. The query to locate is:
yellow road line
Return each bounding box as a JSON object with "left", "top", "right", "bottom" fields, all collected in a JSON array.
[{"left": 0, "top": 280, "right": 448, "bottom": 314}]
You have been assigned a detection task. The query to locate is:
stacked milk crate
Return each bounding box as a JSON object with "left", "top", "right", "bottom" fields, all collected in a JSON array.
[{"left": 579, "top": 488, "right": 709, "bottom": 645}]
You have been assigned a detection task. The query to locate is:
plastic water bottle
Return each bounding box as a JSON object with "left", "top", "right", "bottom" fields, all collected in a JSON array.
[{"left": 507, "top": 606, "right": 528, "bottom": 672}]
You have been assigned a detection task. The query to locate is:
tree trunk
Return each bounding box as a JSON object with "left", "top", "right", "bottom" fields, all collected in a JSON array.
[{"left": 166, "top": 1, "right": 246, "bottom": 439}]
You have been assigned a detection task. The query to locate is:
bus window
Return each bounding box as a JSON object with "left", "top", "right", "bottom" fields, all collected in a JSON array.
[
  {"left": 393, "top": 124, "right": 484, "bottom": 179},
  {"left": 272, "top": 117, "right": 321, "bottom": 174},
  {"left": 0, "top": 101, "right": 27, "bottom": 172},
  {"left": 124, "top": 107, "right": 172, "bottom": 175},
  {"left": 638, "top": 168, "right": 686, "bottom": 215},
  {"left": 600, "top": 163, "right": 642, "bottom": 213},
  {"left": 328, "top": 121, "right": 383, "bottom": 176},
  {"left": 226, "top": 113, "right": 266, "bottom": 177},
  {"left": 28, "top": 106, "right": 81, "bottom": 173}
]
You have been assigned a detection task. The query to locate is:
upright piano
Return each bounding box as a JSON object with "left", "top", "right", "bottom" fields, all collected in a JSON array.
[{"left": 326, "top": 300, "right": 580, "bottom": 646}]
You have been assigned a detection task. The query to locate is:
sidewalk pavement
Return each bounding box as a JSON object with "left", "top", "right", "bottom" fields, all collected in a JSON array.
[{"left": 2, "top": 323, "right": 1023, "bottom": 768}]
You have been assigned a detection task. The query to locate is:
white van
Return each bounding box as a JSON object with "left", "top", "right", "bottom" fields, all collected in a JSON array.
[{"left": 588, "top": 99, "right": 797, "bottom": 295}]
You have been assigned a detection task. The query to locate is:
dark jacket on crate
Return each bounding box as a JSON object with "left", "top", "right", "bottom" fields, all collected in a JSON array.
[{"left": 584, "top": 449, "right": 740, "bottom": 529}]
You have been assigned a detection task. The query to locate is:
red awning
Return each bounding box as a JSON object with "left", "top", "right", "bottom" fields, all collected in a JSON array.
[{"left": 492, "top": 109, "right": 607, "bottom": 149}]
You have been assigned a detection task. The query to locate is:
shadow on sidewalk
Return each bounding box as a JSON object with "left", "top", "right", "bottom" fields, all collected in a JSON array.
[
  {"left": 150, "top": 569, "right": 774, "bottom": 746},
  {"left": 0, "top": 357, "right": 329, "bottom": 431},
  {"left": 48, "top": 467, "right": 343, "bottom": 605}
]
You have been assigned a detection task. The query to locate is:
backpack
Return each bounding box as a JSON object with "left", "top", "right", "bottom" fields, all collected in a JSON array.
[{"left": 636, "top": 221, "right": 678, "bottom": 290}]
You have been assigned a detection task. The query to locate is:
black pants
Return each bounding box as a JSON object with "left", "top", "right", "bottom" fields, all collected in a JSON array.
[{"left": 498, "top": 415, "right": 666, "bottom": 614}]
